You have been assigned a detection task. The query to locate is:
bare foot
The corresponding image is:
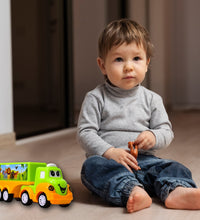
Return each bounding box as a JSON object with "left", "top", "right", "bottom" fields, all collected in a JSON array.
[
  {"left": 126, "top": 186, "right": 152, "bottom": 213},
  {"left": 165, "top": 187, "right": 200, "bottom": 210}
]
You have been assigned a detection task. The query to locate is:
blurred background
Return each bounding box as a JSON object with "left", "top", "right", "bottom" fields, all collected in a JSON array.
[{"left": 7, "top": 0, "right": 200, "bottom": 138}]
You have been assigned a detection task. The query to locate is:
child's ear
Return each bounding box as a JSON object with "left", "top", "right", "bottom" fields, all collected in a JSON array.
[
  {"left": 97, "top": 57, "right": 106, "bottom": 75},
  {"left": 147, "top": 58, "right": 150, "bottom": 66},
  {"left": 146, "top": 58, "right": 150, "bottom": 72}
]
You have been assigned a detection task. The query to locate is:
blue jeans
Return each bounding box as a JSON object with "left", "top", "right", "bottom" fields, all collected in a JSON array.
[{"left": 81, "top": 154, "right": 197, "bottom": 207}]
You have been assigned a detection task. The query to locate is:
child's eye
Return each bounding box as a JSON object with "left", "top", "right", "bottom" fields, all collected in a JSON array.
[
  {"left": 115, "top": 57, "right": 123, "bottom": 62},
  {"left": 134, "top": 56, "right": 140, "bottom": 61}
]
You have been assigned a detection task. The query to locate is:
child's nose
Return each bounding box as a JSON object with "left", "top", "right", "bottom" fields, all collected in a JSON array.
[{"left": 123, "top": 61, "right": 134, "bottom": 73}]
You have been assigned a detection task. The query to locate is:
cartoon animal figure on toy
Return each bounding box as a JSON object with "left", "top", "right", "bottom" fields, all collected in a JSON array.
[{"left": 128, "top": 142, "right": 141, "bottom": 170}]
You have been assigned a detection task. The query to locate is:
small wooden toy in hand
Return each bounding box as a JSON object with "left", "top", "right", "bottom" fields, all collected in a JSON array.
[
  {"left": 128, "top": 142, "right": 141, "bottom": 170},
  {"left": 128, "top": 141, "right": 138, "bottom": 159}
]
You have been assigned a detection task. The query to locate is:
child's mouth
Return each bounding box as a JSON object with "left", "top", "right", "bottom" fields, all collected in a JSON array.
[{"left": 123, "top": 76, "right": 135, "bottom": 79}]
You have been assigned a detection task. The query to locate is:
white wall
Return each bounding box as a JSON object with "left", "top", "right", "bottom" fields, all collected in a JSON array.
[
  {"left": 0, "top": 0, "right": 13, "bottom": 134},
  {"left": 73, "top": 0, "right": 106, "bottom": 110}
]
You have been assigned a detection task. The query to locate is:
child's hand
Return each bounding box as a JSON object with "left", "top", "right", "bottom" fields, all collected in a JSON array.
[
  {"left": 103, "top": 147, "right": 140, "bottom": 172},
  {"left": 134, "top": 131, "right": 156, "bottom": 150}
]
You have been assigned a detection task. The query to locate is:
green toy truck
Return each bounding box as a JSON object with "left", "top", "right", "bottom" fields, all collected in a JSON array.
[{"left": 0, "top": 162, "right": 73, "bottom": 208}]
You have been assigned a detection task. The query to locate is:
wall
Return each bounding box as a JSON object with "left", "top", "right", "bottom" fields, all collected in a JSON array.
[
  {"left": 128, "top": 0, "right": 147, "bottom": 27},
  {"left": 148, "top": 0, "right": 167, "bottom": 101},
  {"left": 129, "top": 0, "right": 200, "bottom": 109},
  {"left": 0, "top": 1, "right": 13, "bottom": 134},
  {"left": 168, "top": 0, "right": 200, "bottom": 109},
  {"left": 0, "top": 0, "right": 15, "bottom": 146},
  {"left": 73, "top": 0, "right": 106, "bottom": 111}
]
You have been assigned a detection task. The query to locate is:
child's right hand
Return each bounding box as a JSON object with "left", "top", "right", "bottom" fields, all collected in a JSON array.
[{"left": 103, "top": 147, "right": 140, "bottom": 173}]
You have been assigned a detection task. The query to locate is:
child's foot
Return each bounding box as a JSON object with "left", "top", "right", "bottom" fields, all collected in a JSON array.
[
  {"left": 165, "top": 187, "right": 200, "bottom": 210},
  {"left": 126, "top": 186, "right": 152, "bottom": 213}
]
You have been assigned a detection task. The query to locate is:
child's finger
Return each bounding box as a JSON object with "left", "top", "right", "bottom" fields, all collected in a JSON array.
[
  {"left": 122, "top": 161, "right": 140, "bottom": 172},
  {"left": 121, "top": 161, "right": 133, "bottom": 173},
  {"left": 125, "top": 156, "right": 141, "bottom": 171},
  {"left": 134, "top": 136, "right": 143, "bottom": 146}
]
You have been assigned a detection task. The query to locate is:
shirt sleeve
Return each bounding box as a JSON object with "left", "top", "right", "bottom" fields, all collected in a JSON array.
[
  {"left": 77, "top": 93, "right": 113, "bottom": 157},
  {"left": 149, "top": 94, "right": 174, "bottom": 150}
]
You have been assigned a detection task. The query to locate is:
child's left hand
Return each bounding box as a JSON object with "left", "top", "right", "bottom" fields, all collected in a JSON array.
[{"left": 134, "top": 131, "right": 156, "bottom": 150}]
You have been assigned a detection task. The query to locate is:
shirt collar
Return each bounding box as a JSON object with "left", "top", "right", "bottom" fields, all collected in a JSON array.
[{"left": 105, "top": 80, "right": 140, "bottom": 98}]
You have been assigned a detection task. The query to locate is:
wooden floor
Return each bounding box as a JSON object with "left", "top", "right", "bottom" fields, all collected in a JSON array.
[{"left": 1, "top": 111, "right": 200, "bottom": 220}]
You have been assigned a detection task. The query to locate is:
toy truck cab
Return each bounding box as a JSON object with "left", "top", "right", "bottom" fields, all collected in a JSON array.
[
  {"left": 35, "top": 163, "right": 67, "bottom": 195},
  {"left": 20, "top": 163, "right": 73, "bottom": 208}
]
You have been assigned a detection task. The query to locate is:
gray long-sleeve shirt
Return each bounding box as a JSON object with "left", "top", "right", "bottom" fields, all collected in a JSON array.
[{"left": 77, "top": 81, "right": 174, "bottom": 157}]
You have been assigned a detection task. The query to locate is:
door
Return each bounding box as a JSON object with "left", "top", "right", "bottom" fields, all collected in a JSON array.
[{"left": 11, "top": 0, "right": 74, "bottom": 138}]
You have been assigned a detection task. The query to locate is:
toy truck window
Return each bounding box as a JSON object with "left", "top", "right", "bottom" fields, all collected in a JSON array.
[
  {"left": 40, "top": 171, "right": 45, "bottom": 179},
  {"left": 50, "top": 170, "right": 60, "bottom": 177}
]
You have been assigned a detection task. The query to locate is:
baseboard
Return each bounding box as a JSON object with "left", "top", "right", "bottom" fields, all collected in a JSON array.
[
  {"left": 16, "top": 128, "right": 76, "bottom": 145},
  {"left": 0, "top": 132, "right": 16, "bottom": 147}
]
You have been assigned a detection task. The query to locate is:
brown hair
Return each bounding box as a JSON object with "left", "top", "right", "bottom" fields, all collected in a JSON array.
[{"left": 98, "top": 19, "right": 154, "bottom": 60}]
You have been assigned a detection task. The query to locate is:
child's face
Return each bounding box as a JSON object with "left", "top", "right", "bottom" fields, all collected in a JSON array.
[{"left": 97, "top": 42, "right": 150, "bottom": 90}]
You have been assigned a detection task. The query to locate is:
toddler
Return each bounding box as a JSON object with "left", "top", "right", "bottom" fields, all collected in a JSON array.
[{"left": 77, "top": 19, "right": 200, "bottom": 213}]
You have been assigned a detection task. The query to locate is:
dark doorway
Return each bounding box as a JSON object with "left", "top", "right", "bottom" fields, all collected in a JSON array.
[{"left": 11, "top": 0, "right": 74, "bottom": 139}]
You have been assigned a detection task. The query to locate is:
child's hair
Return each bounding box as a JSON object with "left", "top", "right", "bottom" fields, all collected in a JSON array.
[{"left": 98, "top": 19, "right": 154, "bottom": 60}]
